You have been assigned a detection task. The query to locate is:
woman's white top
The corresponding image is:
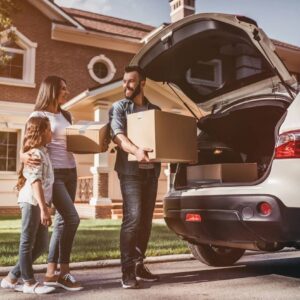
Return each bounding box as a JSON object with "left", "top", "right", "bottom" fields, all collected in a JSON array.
[
  {"left": 29, "top": 111, "right": 76, "bottom": 169},
  {"left": 18, "top": 147, "right": 54, "bottom": 206}
]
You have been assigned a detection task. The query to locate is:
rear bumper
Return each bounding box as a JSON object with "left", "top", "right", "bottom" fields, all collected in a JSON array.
[{"left": 164, "top": 193, "right": 300, "bottom": 249}]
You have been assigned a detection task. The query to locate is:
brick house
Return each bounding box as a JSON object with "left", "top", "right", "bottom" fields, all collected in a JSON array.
[
  {"left": 0, "top": 0, "right": 154, "bottom": 217},
  {"left": 1, "top": 0, "right": 300, "bottom": 218}
]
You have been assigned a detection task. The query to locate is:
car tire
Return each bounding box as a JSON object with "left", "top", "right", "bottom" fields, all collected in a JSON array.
[
  {"left": 293, "top": 242, "right": 300, "bottom": 250},
  {"left": 188, "top": 243, "right": 245, "bottom": 266}
]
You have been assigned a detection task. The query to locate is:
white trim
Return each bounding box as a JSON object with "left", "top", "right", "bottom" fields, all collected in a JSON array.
[
  {"left": 1, "top": 47, "right": 25, "bottom": 54},
  {"left": 88, "top": 80, "right": 123, "bottom": 98},
  {"left": 0, "top": 101, "right": 34, "bottom": 115},
  {"left": 62, "top": 80, "right": 123, "bottom": 110},
  {"left": 27, "top": 0, "right": 84, "bottom": 30},
  {"left": 6, "top": 27, "right": 38, "bottom": 48},
  {"left": 0, "top": 78, "right": 36, "bottom": 88},
  {"left": 87, "top": 54, "right": 116, "bottom": 84},
  {"left": 0, "top": 173, "right": 18, "bottom": 180},
  {"left": 0, "top": 27, "right": 37, "bottom": 87},
  {"left": 51, "top": 23, "right": 142, "bottom": 54}
]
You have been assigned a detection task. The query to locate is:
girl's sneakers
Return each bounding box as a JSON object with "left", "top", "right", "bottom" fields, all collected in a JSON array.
[
  {"left": 22, "top": 282, "right": 55, "bottom": 294},
  {"left": 1, "top": 278, "right": 54, "bottom": 294},
  {"left": 1, "top": 277, "right": 20, "bottom": 289}
]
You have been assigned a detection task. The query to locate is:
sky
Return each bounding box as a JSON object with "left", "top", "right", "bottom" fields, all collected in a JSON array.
[{"left": 55, "top": 0, "right": 300, "bottom": 47}]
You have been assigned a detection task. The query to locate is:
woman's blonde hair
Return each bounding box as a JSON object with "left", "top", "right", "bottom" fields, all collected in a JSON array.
[
  {"left": 16, "top": 116, "right": 50, "bottom": 191},
  {"left": 34, "top": 75, "right": 66, "bottom": 111}
]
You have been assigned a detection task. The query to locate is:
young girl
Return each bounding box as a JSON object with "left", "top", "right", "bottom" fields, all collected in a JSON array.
[{"left": 0, "top": 116, "right": 55, "bottom": 294}]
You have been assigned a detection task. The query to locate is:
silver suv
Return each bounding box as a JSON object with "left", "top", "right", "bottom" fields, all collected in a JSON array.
[{"left": 131, "top": 13, "right": 299, "bottom": 266}]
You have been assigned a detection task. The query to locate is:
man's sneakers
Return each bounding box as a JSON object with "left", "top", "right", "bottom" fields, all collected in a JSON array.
[
  {"left": 121, "top": 270, "right": 139, "bottom": 289},
  {"left": 135, "top": 263, "right": 159, "bottom": 282},
  {"left": 121, "top": 263, "right": 159, "bottom": 289},
  {"left": 56, "top": 273, "right": 83, "bottom": 291}
]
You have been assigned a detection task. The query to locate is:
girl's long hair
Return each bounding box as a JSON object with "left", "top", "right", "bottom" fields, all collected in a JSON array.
[
  {"left": 34, "top": 75, "right": 66, "bottom": 111},
  {"left": 16, "top": 116, "right": 50, "bottom": 191}
]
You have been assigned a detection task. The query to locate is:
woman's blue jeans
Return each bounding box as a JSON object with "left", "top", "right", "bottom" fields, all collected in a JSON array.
[
  {"left": 118, "top": 169, "right": 158, "bottom": 272},
  {"left": 9, "top": 203, "right": 48, "bottom": 282},
  {"left": 48, "top": 168, "right": 80, "bottom": 264}
]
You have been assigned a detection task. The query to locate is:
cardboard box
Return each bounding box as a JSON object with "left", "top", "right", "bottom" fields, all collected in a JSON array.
[
  {"left": 127, "top": 110, "right": 197, "bottom": 163},
  {"left": 187, "top": 163, "right": 257, "bottom": 184},
  {"left": 66, "top": 121, "right": 110, "bottom": 154}
]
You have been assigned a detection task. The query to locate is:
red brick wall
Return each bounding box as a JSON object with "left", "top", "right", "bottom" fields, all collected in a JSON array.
[
  {"left": 0, "top": 206, "right": 21, "bottom": 217},
  {"left": 1, "top": 0, "right": 133, "bottom": 104}
]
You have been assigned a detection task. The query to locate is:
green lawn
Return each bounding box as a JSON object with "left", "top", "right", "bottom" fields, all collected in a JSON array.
[{"left": 0, "top": 217, "right": 189, "bottom": 266}]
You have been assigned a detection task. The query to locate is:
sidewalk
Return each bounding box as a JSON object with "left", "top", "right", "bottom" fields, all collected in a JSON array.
[{"left": 0, "top": 254, "right": 194, "bottom": 276}]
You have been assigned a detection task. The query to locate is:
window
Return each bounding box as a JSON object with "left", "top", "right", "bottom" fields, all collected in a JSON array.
[
  {"left": 0, "top": 131, "right": 18, "bottom": 172},
  {"left": 0, "top": 41, "right": 24, "bottom": 79},
  {"left": 186, "top": 59, "right": 222, "bottom": 87},
  {"left": 88, "top": 54, "right": 116, "bottom": 84},
  {"left": 0, "top": 27, "right": 37, "bottom": 88},
  {"left": 93, "top": 62, "right": 108, "bottom": 79}
]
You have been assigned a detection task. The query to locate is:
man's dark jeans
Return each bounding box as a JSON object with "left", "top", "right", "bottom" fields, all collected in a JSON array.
[{"left": 118, "top": 169, "right": 158, "bottom": 272}]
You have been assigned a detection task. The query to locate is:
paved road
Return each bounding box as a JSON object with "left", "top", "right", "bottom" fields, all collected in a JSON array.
[{"left": 1, "top": 250, "right": 300, "bottom": 300}]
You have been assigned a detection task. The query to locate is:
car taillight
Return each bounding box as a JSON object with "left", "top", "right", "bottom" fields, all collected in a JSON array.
[
  {"left": 258, "top": 202, "right": 272, "bottom": 216},
  {"left": 275, "top": 130, "right": 300, "bottom": 159},
  {"left": 185, "top": 213, "right": 202, "bottom": 222}
]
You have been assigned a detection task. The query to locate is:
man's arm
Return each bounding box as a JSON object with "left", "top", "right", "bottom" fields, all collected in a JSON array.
[
  {"left": 114, "top": 133, "right": 151, "bottom": 162},
  {"left": 109, "top": 103, "right": 152, "bottom": 162}
]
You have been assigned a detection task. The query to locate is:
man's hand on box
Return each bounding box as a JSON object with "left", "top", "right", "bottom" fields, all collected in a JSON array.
[
  {"left": 134, "top": 147, "right": 153, "bottom": 162},
  {"left": 103, "top": 136, "right": 111, "bottom": 152}
]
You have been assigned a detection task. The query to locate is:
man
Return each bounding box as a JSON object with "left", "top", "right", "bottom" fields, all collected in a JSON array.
[{"left": 109, "top": 65, "right": 161, "bottom": 289}]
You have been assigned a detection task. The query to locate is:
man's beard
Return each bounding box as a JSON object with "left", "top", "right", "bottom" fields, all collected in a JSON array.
[{"left": 125, "top": 82, "right": 141, "bottom": 100}]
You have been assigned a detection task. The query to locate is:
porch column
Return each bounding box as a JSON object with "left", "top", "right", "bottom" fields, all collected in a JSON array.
[{"left": 89, "top": 100, "right": 111, "bottom": 206}]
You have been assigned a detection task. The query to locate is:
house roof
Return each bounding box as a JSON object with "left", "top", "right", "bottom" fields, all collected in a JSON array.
[
  {"left": 27, "top": 0, "right": 84, "bottom": 29},
  {"left": 62, "top": 7, "right": 155, "bottom": 40},
  {"left": 272, "top": 39, "right": 300, "bottom": 52},
  {"left": 29, "top": 1, "right": 300, "bottom": 50}
]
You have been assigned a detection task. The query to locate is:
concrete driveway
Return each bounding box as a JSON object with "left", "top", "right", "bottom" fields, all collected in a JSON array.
[{"left": 1, "top": 250, "right": 300, "bottom": 299}]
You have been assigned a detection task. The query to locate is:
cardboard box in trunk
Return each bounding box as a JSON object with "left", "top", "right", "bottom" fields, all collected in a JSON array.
[
  {"left": 187, "top": 163, "right": 258, "bottom": 184},
  {"left": 127, "top": 110, "right": 197, "bottom": 163},
  {"left": 66, "top": 121, "right": 110, "bottom": 154}
]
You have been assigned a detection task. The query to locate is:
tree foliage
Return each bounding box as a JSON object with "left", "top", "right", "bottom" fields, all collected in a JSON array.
[{"left": 0, "top": 0, "right": 19, "bottom": 66}]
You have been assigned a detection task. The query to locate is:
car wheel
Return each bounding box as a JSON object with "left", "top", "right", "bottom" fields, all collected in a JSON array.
[
  {"left": 293, "top": 242, "right": 300, "bottom": 250},
  {"left": 188, "top": 243, "right": 245, "bottom": 266}
]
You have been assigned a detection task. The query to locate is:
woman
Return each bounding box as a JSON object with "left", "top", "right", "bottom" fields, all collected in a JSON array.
[{"left": 22, "top": 76, "right": 82, "bottom": 291}]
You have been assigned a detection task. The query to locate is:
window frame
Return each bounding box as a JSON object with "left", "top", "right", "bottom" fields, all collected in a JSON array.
[
  {"left": 186, "top": 59, "right": 222, "bottom": 87},
  {"left": 0, "top": 27, "right": 37, "bottom": 88},
  {"left": 0, "top": 46, "right": 25, "bottom": 80},
  {"left": 88, "top": 54, "right": 116, "bottom": 84},
  {"left": 0, "top": 129, "right": 20, "bottom": 174}
]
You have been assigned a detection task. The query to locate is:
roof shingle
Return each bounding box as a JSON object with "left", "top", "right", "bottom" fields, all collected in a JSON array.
[{"left": 62, "top": 7, "right": 155, "bottom": 40}]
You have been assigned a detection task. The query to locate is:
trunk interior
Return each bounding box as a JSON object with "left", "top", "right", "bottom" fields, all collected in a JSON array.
[{"left": 173, "top": 96, "right": 290, "bottom": 189}]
